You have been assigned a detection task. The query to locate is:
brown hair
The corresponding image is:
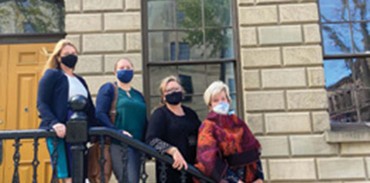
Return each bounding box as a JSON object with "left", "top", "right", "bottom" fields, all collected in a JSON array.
[{"left": 113, "top": 58, "right": 134, "bottom": 72}]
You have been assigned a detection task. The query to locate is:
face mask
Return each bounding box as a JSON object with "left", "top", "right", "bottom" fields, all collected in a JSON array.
[
  {"left": 213, "top": 102, "right": 230, "bottom": 115},
  {"left": 61, "top": 54, "right": 78, "bottom": 69},
  {"left": 165, "top": 91, "right": 183, "bottom": 105},
  {"left": 117, "top": 69, "right": 134, "bottom": 83}
]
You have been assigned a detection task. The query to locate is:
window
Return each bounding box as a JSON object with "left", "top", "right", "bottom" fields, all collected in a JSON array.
[
  {"left": 0, "top": 0, "right": 64, "bottom": 34},
  {"left": 143, "top": 0, "right": 240, "bottom": 119},
  {"left": 320, "top": 0, "right": 370, "bottom": 123}
]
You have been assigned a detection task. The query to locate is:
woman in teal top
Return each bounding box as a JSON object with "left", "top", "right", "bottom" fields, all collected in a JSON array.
[{"left": 95, "top": 58, "right": 147, "bottom": 183}]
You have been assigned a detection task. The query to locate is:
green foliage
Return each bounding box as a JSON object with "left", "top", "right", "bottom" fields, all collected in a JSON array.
[{"left": 177, "top": 0, "right": 232, "bottom": 58}]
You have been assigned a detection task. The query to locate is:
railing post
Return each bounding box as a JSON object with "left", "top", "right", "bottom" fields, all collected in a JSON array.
[{"left": 66, "top": 95, "right": 88, "bottom": 183}]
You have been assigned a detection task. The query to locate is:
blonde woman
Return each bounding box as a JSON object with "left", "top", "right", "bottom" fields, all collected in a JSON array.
[
  {"left": 146, "top": 75, "right": 201, "bottom": 183},
  {"left": 195, "top": 81, "right": 263, "bottom": 183},
  {"left": 37, "top": 39, "right": 97, "bottom": 183}
]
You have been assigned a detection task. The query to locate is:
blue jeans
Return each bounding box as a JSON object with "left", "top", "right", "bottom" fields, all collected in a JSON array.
[{"left": 110, "top": 143, "right": 141, "bottom": 183}]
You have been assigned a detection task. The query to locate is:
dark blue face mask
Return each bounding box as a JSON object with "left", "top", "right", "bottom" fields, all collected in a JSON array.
[{"left": 117, "top": 69, "right": 134, "bottom": 83}]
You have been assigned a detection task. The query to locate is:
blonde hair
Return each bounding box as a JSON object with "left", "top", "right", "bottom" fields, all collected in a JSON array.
[
  {"left": 159, "top": 75, "right": 182, "bottom": 104},
  {"left": 42, "top": 39, "right": 78, "bottom": 76},
  {"left": 203, "top": 81, "right": 231, "bottom": 107},
  {"left": 113, "top": 58, "right": 134, "bottom": 72}
]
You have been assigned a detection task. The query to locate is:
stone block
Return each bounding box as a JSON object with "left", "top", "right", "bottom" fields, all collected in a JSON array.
[
  {"left": 64, "top": 0, "right": 81, "bottom": 12},
  {"left": 279, "top": 3, "right": 319, "bottom": 23},
  {"left": 312, "top": 111, "right": 330, "bottom": 132},
  {"left": 290, "top": 134, "right": 338, "bottom": 156},
  {"left": 317, "top": 158, "right": 366, "bottom": 179},
  {"left": 241, "top": 47, "right": 281, "bottom": 67},
  {"left": 265, "top": 112, "right": 311, "bottom": 133},
  {"left": 75, "top": 55, "right": 103, "bottom": 74},
  {"left": 283, "top": 45, "right": 323, "bottom": 66},
  {"left": 66, "top": 14, "right": 102, "bottom": 33},
  {"left": 307, "top": 67, "right": 325, "bottom": 87},
  {"left": 257, "top": 0, "right": 297, "bottom": 3},
  {"left": 126, "top": 32, "right": 142, "bottom": 51},
  {"left": 259, "top": 25, "right": 302, "bottom": 45},
  {"left": 243, "top": 70, "right": 260, "bottom": 89},
  {"left": 105, "top": 12, "right": 141, "bottom": 31},
  {"left": 239, "top": 27, "right": 257, "bottom": 46},
  {"left": 262, "top": 68, "right": 306, "bottom": 88},
  {"left": 269, "top": 159, "right": 316, "bottom": 180},
  {"left": 287, "top": 89, "right": 328, "bottom": 110},
  {"left": 246, "top": 113, "right": 264, "bottom": 134},
  {"left": 125, "top": 0, "right": 141, "bottom": 11},
  {"left": 83, "top": 0, "right": 123, "bottom": 11},
  {"left": 65, "top": 35, "right": 81, "bottom": 52},
  {"left": 239, "top": 6, "right": 278, "bottom": 25},
  {"left": 83, "top": 33, "right": 124, "bottom": 53},
  {"left": 245, "top": 91, "right": 285, "bottom": 111},
  {"left": 304, "top": 24, "right": 321, "bottom": 43},
  {"left": 341, "top": 143, "right": 370, "bottom": 155},
  {"left": 239, "top": 0, "right": 255, "bottom": 5},
  {"left": 257, "top": 136, "right": 289, "bottom": 157}
]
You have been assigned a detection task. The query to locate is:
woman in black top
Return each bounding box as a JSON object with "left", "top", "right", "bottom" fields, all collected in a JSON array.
[{"left": 146, "top": 75, "right": 201, "bottom": 183}]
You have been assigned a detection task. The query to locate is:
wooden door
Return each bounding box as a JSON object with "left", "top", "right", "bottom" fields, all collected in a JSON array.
[{"left": 0, "top": 43, "right": 55, "bottom": 183}]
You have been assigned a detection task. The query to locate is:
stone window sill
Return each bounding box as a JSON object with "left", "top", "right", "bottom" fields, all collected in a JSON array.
[{"left": 325, "top": 123, "right": 370, "bottom": 143}]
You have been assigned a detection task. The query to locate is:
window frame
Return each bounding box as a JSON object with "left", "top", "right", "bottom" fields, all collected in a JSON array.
[
  {"left": 319, "top": 0, "right": 370, "bottom": 124},
  {"left": 141, "top": 0, "right": 244, "bottom": 118}
]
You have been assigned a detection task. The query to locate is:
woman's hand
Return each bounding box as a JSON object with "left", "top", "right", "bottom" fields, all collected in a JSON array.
[
  {"left": 52, "top": 123, "right": 66, "bottom": 138},
  {"left": 253, "top": 179, "right": 263, "bottom": 183},
  {"left": 166, "top": 147, "right": 188, "bottom": 170}
]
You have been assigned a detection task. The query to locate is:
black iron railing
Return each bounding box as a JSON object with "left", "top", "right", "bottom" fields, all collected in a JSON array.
[{"left": 0, "top": 95, "right": 214, "bottom": 183}]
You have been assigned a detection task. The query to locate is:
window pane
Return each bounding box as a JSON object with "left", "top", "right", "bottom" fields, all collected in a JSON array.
[
  {"left": 349, "top": 0, "right": 370, "bottom": 21},
  {"left": 324, "top": 59, "right": 359, "bottom": 123},
  {"left": 176, "top": 0, "right": 202, "bottom": 29},
  {"left": 148, "top": 32, "right": 176, "bottom": 62},
  {"left": 204, "top": 28, "right": 234, "bottom": 59},
  {"left": 204, "top": 0, "right": 232, "bottom": 27},
  {"left": 149, "top": 65, "right": 177, "bottom": 96},
  {"left": 148, "top": 1, "right": 175, "bottom": 30},
  {"left": 148, "top": 62, "right": 236, "bottom": 114},
  {"left": 359, "top": 88, "right": 370, "bottom": 122},
  {"left": 0, "top": 0, "right": 64, "bottom": 34},
  {"left": 177, "top": 31, "right": 204, "bottom": 60},
  {"left": 319, "top": 0, "right": 349, "bottom": 22},
  {"left": 351, "top": 58, "right": 370, "bottom": 88},
  {"left": 324, "top": 59, "right": 353, "bottom": 88},
  {"left": 322, "top": 23, "right": 352, "bottom": 55},
  {"left": 352, "top": 23, "right": 370, "bottom": 53},
  {"left": 182, "top": 95, "right": 208, "bottom": 120}
]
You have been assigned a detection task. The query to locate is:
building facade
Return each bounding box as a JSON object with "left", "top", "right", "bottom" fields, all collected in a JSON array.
[{"left": 1, "top": 0, "right": 370, "bottom": 182}]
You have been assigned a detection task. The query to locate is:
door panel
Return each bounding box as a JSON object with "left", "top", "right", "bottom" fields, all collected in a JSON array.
[
  {"left": 1, "top": 43, "right": 55, "bottom": 183},
  {"left": 0, "top": 45, "right": 8, "bottom": 183}
]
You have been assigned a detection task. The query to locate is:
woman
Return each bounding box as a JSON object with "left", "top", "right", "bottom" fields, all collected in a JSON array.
[
  {"left": 195, "top": 81, "right": 264, "bottom": 183},
  {"left": 37, "top": 39, "right": 97, "bottom": 183},
  {"left": 95, "top": 58, "right": 147, "bottom": 183},
  {"left": 146, "top": 75, "right": 201, "bottom": 183}
]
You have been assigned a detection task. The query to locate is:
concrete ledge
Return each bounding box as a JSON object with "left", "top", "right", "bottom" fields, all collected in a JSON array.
[{"left": 325, "top": 123, "right": 370, "bottom": 143}]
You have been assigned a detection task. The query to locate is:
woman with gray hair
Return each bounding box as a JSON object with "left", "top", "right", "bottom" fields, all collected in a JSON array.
[{"left": 195, "top": 81, "right": 264, "bottom": 183}]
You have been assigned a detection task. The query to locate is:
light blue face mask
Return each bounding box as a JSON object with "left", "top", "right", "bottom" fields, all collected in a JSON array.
[{"left": 213, "top": 102, "right": 230, "bottom": 115}]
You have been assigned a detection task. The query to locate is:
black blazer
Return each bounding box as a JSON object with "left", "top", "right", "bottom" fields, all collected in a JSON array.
[{"left": 37, "top": 69, "right": 97, "bottom": 130}]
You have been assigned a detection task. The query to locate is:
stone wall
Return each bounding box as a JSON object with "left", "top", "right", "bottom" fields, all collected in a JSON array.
[
  {"left": 239, "top": 0, "right": 370, "bottom": 182},
  {"left": 64, "top": 0, "right": 370, "bottom": 182},
  {"left": 64, "top": 0, "right": 143, "bottom": 97}
]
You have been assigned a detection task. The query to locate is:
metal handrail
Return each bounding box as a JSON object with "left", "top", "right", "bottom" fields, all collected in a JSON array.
[{"left": 89, "top": 127, "right": 215, "bottom": 183}]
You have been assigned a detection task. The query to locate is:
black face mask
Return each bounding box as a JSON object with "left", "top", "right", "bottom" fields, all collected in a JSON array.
[
  {"left": 165, "top": 91, "right": 183, "bottom": 105},
  {"left": 61, "top": 54, "right": 78, "bottom": 69}
]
